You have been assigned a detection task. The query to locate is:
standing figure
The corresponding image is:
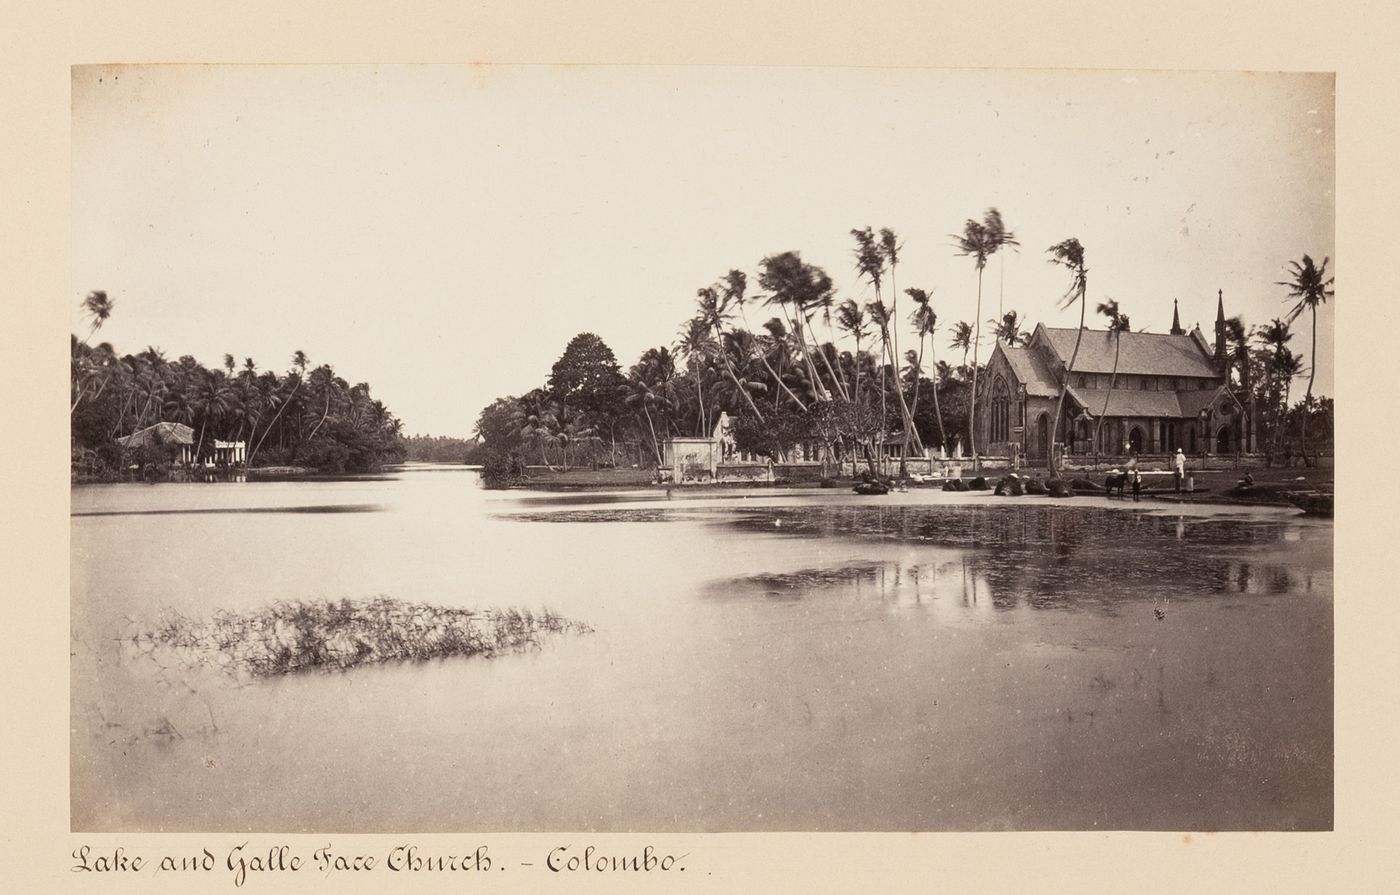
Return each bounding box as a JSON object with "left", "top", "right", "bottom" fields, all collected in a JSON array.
[{"left": 1173, "top": 448, "right": 1186, "bottom": 493}]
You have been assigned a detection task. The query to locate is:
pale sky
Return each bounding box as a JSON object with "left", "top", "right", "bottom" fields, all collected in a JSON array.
[{"left": 72, "top": 65, "right": 1334, "bottom": 436}]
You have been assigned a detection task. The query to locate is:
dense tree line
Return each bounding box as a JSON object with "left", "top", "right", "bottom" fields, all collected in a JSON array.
[
  {"left": 471, "top": 222, "right": 1333, "bottom": 485},
  {"left": 71, "top": 291, "right": 405, "bottom": 478},
  {"left": 471, "top": 232, "right": 1000, "bottom": 486}
]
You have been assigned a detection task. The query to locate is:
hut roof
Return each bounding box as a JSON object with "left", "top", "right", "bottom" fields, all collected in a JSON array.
[{"left": 115, "top": 421, "right": 195, "bottom": 449}]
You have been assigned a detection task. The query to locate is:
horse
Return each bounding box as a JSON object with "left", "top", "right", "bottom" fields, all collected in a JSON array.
[{"left": 1104, "top": 471, "right": 1127, "bottom": 499}]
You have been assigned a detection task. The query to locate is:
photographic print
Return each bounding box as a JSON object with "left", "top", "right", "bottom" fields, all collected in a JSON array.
[{"left": 69, "top": 64, "right": 1333, "bottom": 832}]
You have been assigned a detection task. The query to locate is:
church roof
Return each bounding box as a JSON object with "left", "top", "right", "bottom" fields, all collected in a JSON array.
[
  {"left": 1067, "top": 386, "right": 1183, "bottom": 419},
  {"left": 999, "top": 344, "right": 1059, "bottom": 397},
  {"left": 1039, "top": 326, "right": 1219, "bottom": 378}
]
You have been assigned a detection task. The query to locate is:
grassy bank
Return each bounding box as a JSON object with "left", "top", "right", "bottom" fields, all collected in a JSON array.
[{"left": 134, "top": 597, "right": 592, "bottom": 676}]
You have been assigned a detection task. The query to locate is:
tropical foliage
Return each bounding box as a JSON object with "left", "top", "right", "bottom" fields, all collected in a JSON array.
[
  {"left": 464, "top": 226, "right": 1332, "bottom": 486},
  {"left": 71, "top": 300, "right": 404, "bottom": 478}
]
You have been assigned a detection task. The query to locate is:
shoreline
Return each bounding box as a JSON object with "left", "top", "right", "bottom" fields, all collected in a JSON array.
[{"left": 504, "top": 466, "right": 1331, "bottom": 511}]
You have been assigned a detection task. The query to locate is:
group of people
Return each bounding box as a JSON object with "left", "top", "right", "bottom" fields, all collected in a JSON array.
[{"left": 1117, "top": 447, "right": 1188, "bottom": 502}]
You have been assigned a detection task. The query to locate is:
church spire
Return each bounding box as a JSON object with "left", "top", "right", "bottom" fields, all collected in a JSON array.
[
  {"left": 1170, "top": 298, "right": 1184, "bottom": 335},
  {"left": 1214, "top": 288, "right": 1228, "bottom": 367}
]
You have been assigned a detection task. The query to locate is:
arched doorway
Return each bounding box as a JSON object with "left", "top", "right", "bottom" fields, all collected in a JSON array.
[
  {"left": 1216, "top": 425, "right": 1233, "bottom": 453},
  {"left": 1163, "top": 422, "right": 1177, "bottom": 453},
  {"left": 1128, "top": 425, "right": 1145, "bottom": 454},
  {"left": 1036, "top": 413, "right": 1049, "bottom": 463}
]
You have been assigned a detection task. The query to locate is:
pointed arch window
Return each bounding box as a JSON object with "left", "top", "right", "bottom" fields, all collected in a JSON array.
[{"left": 990, "top": 378, "right": 1010, "bottom": 443}]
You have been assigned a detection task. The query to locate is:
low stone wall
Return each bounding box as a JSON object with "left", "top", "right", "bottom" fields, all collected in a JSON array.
[
  {"left": 714, "top": 463, "right": 772, "bottom": 483},
  {"left": 771, "top": 462, "right": 825, "bottom": 483}
]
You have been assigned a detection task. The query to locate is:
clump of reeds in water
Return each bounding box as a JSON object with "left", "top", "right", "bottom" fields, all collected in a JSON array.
[{"left": 135, "top": 597, "right": 592, "bottom": 677}]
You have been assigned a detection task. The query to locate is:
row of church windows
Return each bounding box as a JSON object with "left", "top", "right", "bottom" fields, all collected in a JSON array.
[{"left": 1072, "top": 373, "right": 1214, "bottom": 391}]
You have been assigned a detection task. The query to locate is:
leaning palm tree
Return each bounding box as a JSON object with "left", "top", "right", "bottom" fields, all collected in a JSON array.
[
  {"left": 71, "top": 291, "right": 116, "bottom": 415},
  {"left": 952, "top": 209, "right": 1018, "bottom": 470},
  {"left": 1046, "top": 238, "right": 1089, "bottom": 473},
  {"left": 757, "top": 251, "right": 834, "bottom": 402},
  {"left": 697, "top": 282, "right": 766, "bottom": 423},
  {"left": 803, "top": 287, "right": 851, "bottom": 401},
  {"left": 1091, "top": 298, "right": 1131, "bottom": 466},
  {"left": 1278, "top": 254, "right": 1334, "bottom": 465}
]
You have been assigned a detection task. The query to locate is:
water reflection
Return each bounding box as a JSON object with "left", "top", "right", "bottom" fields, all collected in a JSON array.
[
  {"left": 501, "top": 503, "right": 1328, "bottom": 610},
  {"left": 72, "top": 471, "right": 1332, "bottom": 832}
]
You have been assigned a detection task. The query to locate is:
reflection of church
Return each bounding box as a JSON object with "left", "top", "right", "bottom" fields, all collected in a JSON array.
[{"left": 978, "top": 291, "right": 1248, "bottom": 464}]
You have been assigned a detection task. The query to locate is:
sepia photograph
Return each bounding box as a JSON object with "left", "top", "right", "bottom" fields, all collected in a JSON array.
[{"left": 69, "top": 64, "right": 1333, "bottom": 833}]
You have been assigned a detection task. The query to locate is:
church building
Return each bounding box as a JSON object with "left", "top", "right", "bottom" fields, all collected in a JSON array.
[{"left": 977, "top": 291, "right": 1249, "bottom": 464}]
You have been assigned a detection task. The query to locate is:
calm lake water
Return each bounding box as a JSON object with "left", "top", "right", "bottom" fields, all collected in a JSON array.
[{"left": 71, "top": 465, "right": 1332, "bottom": 831}]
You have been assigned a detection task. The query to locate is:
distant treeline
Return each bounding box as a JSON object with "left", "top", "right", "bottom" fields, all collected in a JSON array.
[
  {"left": 72, "top": 291, "right": 405, "bottom": 478},
  {"left": 402, "top": 434, "right": 480, "bottom": 464}
]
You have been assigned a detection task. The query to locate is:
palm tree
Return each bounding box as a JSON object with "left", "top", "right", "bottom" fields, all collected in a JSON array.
[
  {"left": 79, "top": 290, "right": 113, "bottom": 345},
  {"left": 990, "top": 309, "right": 1026, "bottom": 346},
  {"left": 697, "top": 284, "right": 764, "bottom": 423},
  {"left": 247, "top": 361, "right": 306, "bottom": 467},
  {"left": 190, "top": 371, "right": 233, "bottom": 462},
  {"left": 851, "top": 228, "right": 919, "bottom": 467},
  {"left": 880, "top": 228, "right": 903, "bottom": 363},
  {"left": 623, "top": 350, "right": 676, "bottom": 468},
  {"left": 836, "top": 299, "right": 870, "bottom": 398},
  {"left": 1091, "top": 298, "right": 1130, "bottom": 466},
  {"left": 1223, "top": 315, "right": 1254, "bottom": 453},
  {"left": 516, "top": 389, "right": 559, "bottom": 467},
  {"left": 1278, "top": 254, "right": 1334, "bottom": 465},
  {"left": 751, "top": 314, "right": 808, "bottom": 411},
  {"left": 305, "top": 364, "right": 341, "bottom": 442},
  {"left": 953, "top": 208, "right": 1018, "bottom": 470},
  {"left": 985, "top": 209, "right": 1015, "bottom": 320},
  {"left": 1046, "top": 238, "right": 1088, "bottom": 473},
  {"left": 835, "top": 298, "right": 880, "bottom": 473},
  {"left": 1256, "top": 318, "right": 1297, "bottom": 456},
  {"left": 758, "top": 250, "right": 834, "bottom": 402},
  {"left": 803, "top": 287, "right": 851, "bottom": 401},
  {"left": 906, "top": 287, "right": 945, "bottom": 450},
  {"left": 71, "top": 291, "right": 116, "bottom": 415},
  {"left": 949, "top": 321, "right": 973, "bottom": 376},
  {"left": 675, "top": 316, "right": 717, "bottom": 434},
  {"left": 851, "top": 228, "right": 887, "bottom": 426}
]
